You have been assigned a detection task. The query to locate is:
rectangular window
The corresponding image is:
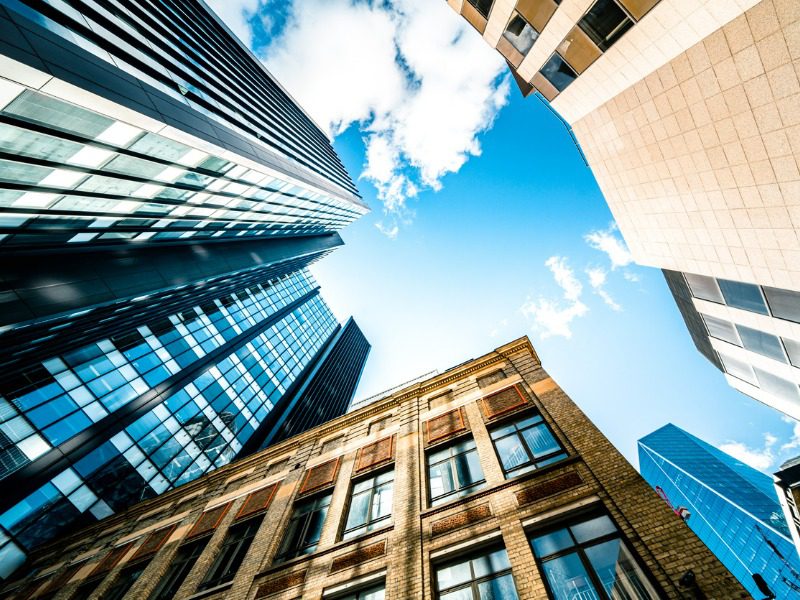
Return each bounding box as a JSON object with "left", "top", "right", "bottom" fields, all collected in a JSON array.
[
  {"left": 275, "top": 492, "right": 332, "bottom": 562},
  {"left": 343, "top": 470, "right": 394, "bottom": 539},
  {"left": 148, "top": 537, "right": 209, "bottom": 600},
  {"left": 717, "top": 279, "right": 769, "bottom": 315},
  {"left": 435, "top": 547, "right": 519, "bottom": 599},
  {"left": 490, "top": 413, "right": 567, "bottom": 478},
  {"left": 754, "top": 368, "right": 800, "bottom": 404},
  {"left": 718, "top": 352, "right": 758, "bottom": 386},
  {"left": 684, "top": 273, "right": 724, "bottom": 303},
  {"left": 764, "top": 287, "right": 800, "bottom": 324},
  {"left": 104, "top": 562, "right": 149, "bottom": 600},
  {"left": 736, "top": 325, "right": 787, "bottom": 363},
  {"left": 427, "top": 437, "right": 486, "bottom": 506},
  {"left": 199, "top": 516, "right": 263, "bottom": 590},
  {"left": 577, "top": 0, "right": 634, "bottom": 51},
  {"left": 782, "top": 338, "right": 800, "bottom": 368},
  {"left": 503, "top": 13, "right": 539, "bottom": 55},
  {"left": 531, "top": 513, "right": 658, "bottom": 600},
  {"left": 467, "top": 0, "right": 494, "bottom": 19},
  {"left": 539, "top": 53, "right": 578, "bottom": 92},
  {"left": 701, "top": 315, "right": 740, "bottom": 346}
]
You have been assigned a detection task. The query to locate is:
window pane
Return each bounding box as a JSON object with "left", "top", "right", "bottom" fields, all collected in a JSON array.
[
  {"left": 736, "top": 325, "right": 787, "bottom": 362},
  {"left": 455, "top": 450, "right": 484, "bottom": 488},
  {"left": 717, "top": 279, "right": 768, "bottom": 314},
  {"left": 436, "top": 559, "right": 472, "bottom": 590},
  {"left": 718, "top": 353, "right": 757, "bottom": 385},
  {"left": 578, "top": 0, "right": 633, "bottom": 51},
  {"left": 495, "top": 434, "right": 528, "bottom": 471},
  {"left": 522, "top": 424, "right": 561, "bottom": 458},
  {"left": 430, "top": 462, "right": 456, "bottom": 499},
  {"left": 468, "top": 0, "right": 495, "bottom": 19},
  {"left": 540, "top": 53, "right": 577, "bottom": 92},
  {"left": 541, "top": 552, "right": 600, "bottom": 600},
  {"left": 345, "top": 491, "right": 370, "bottom": 530},
  {"left": 754, "top": 368, "right": 800, "bottom": 403},
  {"left": 570, "top": 515, "right": 616, "bottom": 543},
  {"left": 472, "top": 548, "right": 511, "bottom": 577},
  {"left": 477, "top": 573, "right": 520, "bottom": 600},
  {"left": 532, "top": 529, "right": 574, "bottom": 558},
  {"left": 684, "top": 273, "right": 724, "bottom": 303},
  {"left": 504, "top": 14, "right": 538, "bottom": 55},
  {"left": 764, "top": 286, "right": 800, "bottom": 324},
  {"left": 783, "top": 338, "right": 800, "bottom": 368},
  {"left": 584, "top": 539, "right": 657, "bottom": 599},
  {"left": 701, "top": 315, "right": 740, "bottom": 346}
]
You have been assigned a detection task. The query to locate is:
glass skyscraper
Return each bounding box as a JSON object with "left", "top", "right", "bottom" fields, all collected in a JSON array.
[
  {"left": 639, "top": 424, "right": 800, "bottom": 599},
  {"left": 0, "top": 0, "right": 371, "bottom": 578}
]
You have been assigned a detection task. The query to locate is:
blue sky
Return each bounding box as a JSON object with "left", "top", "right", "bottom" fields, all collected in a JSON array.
[{"left": 207, "top": 0, "right": 799, "bottom": 470}]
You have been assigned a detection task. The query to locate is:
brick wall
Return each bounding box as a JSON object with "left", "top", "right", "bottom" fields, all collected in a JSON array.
[{"left": 3, "top": 337, "right": 745, "bottom": 600}]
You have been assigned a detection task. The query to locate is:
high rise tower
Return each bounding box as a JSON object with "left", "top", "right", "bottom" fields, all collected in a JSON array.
[
  {"left": 0, "top": 0, "right": 370, "bottom": 576},
  {"left": 639, "top": 423, "right": 800, "bottom": 599}
]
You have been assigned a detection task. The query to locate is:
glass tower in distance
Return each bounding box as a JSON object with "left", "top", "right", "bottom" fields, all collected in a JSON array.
[
  {"left": 0, "top": 0, "right": 370, "bottom": 578},
  {"left": 639, "top": 423, "right": 800, "bottom": 599}
]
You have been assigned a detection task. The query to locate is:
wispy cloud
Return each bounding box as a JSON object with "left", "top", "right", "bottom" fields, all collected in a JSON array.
[
  {"left": 586, "top": 266, "right": 621, "bottom": 312},
  {"left": 521, "top": 257, "right": 589, "bottom": 340},
  {"left": 256, "top": 0, "right": 509, "bottom": 237},
  {"left": 720, "top": 419, "right": 800, "bottom": 472},
  {"left": 584, "top": 224, "right": 634, "bottom": 269},
  {"left": 720, "top": 434, "right": 778, "bottom": 471}
]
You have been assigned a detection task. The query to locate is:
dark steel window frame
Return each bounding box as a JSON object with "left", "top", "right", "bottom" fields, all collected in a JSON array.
[
  {"left": 488, "top": 411, "right": 568, "bottom": 479},
  {"left": 426, "top": 435, "right": 486, "bottom": 507}
]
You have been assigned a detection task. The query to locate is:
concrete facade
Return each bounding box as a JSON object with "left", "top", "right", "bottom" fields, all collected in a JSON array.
[{"left": 2, "top": 338, "right": 745, "bottom": 600}]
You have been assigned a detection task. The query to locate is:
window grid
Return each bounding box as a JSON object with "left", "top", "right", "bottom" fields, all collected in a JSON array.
[
  {"left": 342, "top": 470, "right": 394, "bottom": 540},
  {"left": 0, "top": 293, "right": 336, "bottom": 555},
  {"left": 435, "top": 547, "right": 519, "bottom": 600},
  {"left": 275, "top": 492, "right": 332, "bottom": 563},
  {"left": 427, "top": 437, "right": 486, "bottom": 506},
  {"left": 199, "top": 515, "right": 263, "bottom": 590},
  {"left": 0, "top": 270, "right": 319, "bottom": 479},
  {"left": 530, "top": 513, "right": 658, "bottom": 600},
  {"left": 489, "top": 413, "right": 567, "bottom": 478}
]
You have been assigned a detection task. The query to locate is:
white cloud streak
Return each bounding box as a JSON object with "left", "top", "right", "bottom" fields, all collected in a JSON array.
[
  {"left": 521, "top": 257, "right": 588, "bottom": 340},
  {"left": 720, "top": 435, "right": 777, "bottom": 471},
  {"left": 260, "top": 0, "right": 509, "bottom": 236},
  {"left": 586, "top": 266, "right": 621, "bottom": 312},
  {"left": 585, "top": 225, "right": 634, "bottom": 269}
]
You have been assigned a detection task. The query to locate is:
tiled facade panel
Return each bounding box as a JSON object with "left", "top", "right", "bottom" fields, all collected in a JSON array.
[
  {"left": 1, "top": 338, "right": 745, "bottom": 599},
  {"left": 571, "top": 0, "right": 800, "bottom": 291}
]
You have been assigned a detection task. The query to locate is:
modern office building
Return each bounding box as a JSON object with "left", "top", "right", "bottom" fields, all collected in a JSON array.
[
  {"left": 0, "top": 0, "right": 371, "bottom": 578},
  {"left": 1, "top": 337, "right": 745, "bottom": 600},
  {"left": 774, "top": 456, "right": 800, "bottom": 560},
  {"left": 0, "top": 0, "right": 368, "bottom": 327},
  {"left": 447, "top": 0, "right": 800, "bottom": 416},
  {"left": 639, "top": 423, "right": 800, "bottom": 599}
]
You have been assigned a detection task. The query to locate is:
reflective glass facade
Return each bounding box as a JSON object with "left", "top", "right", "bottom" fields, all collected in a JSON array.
[
  {"left": 639, "top": 424, "right": 800, "bottom": 599},
  {"left": 0, "top": 268, "right": 369, "bottom": 578}
]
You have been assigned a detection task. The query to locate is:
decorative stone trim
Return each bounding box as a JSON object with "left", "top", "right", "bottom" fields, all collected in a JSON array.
[
  {"left": 516, "top": 471, "right": 584, "bottom": 507},
  {"left": 330, "top": 540, "right": 387, "bottom": 573},
  {"left": 254, "top": 570, "right": 307, "bottom": 598},
  {"left": 299, "top": 458, "right": 340, "bottom": 495},
  {"left": 431, "top": 504, "right": 492, "bottom": 536}
]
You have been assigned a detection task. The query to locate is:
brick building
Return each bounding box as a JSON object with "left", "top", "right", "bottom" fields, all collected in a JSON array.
[{"left": 1, "top": 337, "right": 745, "bottom": 599}]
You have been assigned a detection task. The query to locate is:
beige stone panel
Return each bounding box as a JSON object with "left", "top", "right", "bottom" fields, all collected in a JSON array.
[
  {"left": 552, "top": 0, "right": 761, "bottom": 125},
  {"left": 517, "top": 0, "right": 594, "bottom": 81},
  {"left": 448, "top": 0, "right": 465, "bottom": 11},
  {"left": 483, "top": 0, "right": 516, "bottom": 47},
  {"left": 570, "top": 1, "right": 800, "bottom": 291}
]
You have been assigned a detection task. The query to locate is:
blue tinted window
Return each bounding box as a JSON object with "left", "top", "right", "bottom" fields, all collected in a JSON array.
[{"left": 718, "top": 280, "right": 768, "bottom": 314}]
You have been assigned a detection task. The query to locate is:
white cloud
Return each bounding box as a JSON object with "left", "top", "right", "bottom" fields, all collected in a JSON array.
[
  {"left": 205, "top": 0, "right": 262, "bottom": 47},
  {"left": 586, "top": 266, "right": 621, "bottom": 312},
  {"left": 521, "top": 257, "right": 588, "bottom": 339},
  {"left": 623, "top": 271, "right": 640, "bottom": 283},
  {"left": 261, "top": 0, "right": 509, "bottom": 236},
  {"left": 720, "top": 437, "right": 776, "bottom": 471},
  {"left": 585, "top": 224, "right": 634, "bottom": 269},
  {"left": 780, "top": 417, "right": 800, "bottom": 453}
]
